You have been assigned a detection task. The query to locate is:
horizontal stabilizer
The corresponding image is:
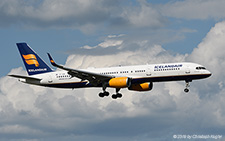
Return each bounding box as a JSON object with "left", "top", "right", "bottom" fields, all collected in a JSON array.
[{"left": 8, "top": 74, "right": 41, "bottom": 81}]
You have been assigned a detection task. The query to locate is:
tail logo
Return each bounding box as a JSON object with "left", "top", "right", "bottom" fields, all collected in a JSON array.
[{"left": 22, "top": 54, "right": 39, "bottom": 67}]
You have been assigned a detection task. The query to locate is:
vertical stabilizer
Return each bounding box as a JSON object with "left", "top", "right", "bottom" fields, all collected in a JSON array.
[{"left": 16, "top": 43, "right": 53, "bottom": 75}]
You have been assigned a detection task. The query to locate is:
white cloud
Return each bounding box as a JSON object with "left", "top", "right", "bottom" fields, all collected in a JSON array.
[
  {"left": 121, "top": 0, "right": 167, "bottom": 28},
  {"left": 2, "top": 21, "right": 225, "bottom": 140},
  {"left": 0, "top": 0, "right": 168, "bottom": 33},
  {"left": 1, "top": 0, "right": 225, "bottom": 35},
  {"left": 66, "top": 43, "right": 185, "bottom": 69},
  {"left": 0, "top": 0, "right": 115, "bottom": 30},
  {"left": 98, "top": 39, "right": 123, "bottom": 48},
  {"left": 188, "top": 21, "right": 225, "bottom": 91},
  {"left": 80, "top": 35, "right": 124, "bottom": 50}
]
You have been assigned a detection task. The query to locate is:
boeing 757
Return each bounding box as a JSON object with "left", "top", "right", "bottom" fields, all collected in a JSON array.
[{"left": 9, "top": 43, "right": 212, "bottom": 99}]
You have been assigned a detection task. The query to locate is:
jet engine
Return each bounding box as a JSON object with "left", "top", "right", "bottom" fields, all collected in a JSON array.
[
  {"left": 108, "top": 77, "right": 131, "bottom": 88},
  {"left": 128, "top": 82, "right": 153, "bottom": 91}
]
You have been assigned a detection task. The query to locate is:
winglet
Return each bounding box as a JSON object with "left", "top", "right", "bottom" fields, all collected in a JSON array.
[
  {"left": 47, "top": 53, "right": 57, "bottom": 67},
  {"left": 47, "top": 53, "right": 66, "bottom": 70}
]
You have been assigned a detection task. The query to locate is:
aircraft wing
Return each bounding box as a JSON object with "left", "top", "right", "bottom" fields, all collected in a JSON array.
[
  {"left": 47, "top": 53, "right": 113, "bottom": 85},
  {"left": 8, "top": 74, "right": 42, "bottom": 81}
]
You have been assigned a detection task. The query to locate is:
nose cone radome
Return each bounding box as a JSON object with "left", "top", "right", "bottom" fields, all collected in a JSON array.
[{"left": 206, "top": 70, "right": 212, "bottom": 78}]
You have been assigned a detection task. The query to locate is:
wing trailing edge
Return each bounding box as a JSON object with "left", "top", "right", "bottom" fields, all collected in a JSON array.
[{"left": 47, "top": 53, "right": 113, "bottom": 85}]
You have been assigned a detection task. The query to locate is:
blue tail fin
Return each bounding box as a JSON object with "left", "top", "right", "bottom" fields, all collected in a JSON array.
[{"left": 16, "top": 43, "right": 53, "bottom": 75}]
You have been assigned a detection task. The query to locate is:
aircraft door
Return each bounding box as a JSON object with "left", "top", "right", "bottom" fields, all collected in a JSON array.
[
  {"left": 48, "top": 74, "right": 53, "bottom": 83},
  {"left": 185, "top": 66, "right": 190, "bottom": 74},
  {"left": 146, "top": 67, "right": 151, "bottom": 76}
]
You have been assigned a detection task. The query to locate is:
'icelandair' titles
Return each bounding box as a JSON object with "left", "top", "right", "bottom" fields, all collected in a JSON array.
[
  {"left": 28, "top": 68, "right": 47, "bottom": 72},
  {"left": 154, "top": 64, "right": 183, "bottom": 71}
]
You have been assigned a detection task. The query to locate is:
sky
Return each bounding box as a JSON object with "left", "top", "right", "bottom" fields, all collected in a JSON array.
[{"left": 1, "top": 0, "right": 225, "bottom": 140}]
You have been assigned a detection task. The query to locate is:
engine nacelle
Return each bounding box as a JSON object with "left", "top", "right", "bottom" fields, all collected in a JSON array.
[
  {"left": 108, "top": 77, "right": 131, "bottom": 88},
  {"left": 128, "top": 82, "right": 153, "bottom": 91}
]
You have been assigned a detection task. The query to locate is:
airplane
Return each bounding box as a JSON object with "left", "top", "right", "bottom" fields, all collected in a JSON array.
[{"left": 9, "top": 43, "right": 212, "bottom": 99}]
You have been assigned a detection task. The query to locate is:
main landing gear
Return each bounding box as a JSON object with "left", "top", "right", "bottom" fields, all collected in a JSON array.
[
  {"left": 99, "top": 83, "right": 110, "bottom": 98},
  {"left": 184, "top": 80, "right": 191, "bottom": 93},
  {"left": 111, "top": 88, "right": 122, "bottom": 99},
  {"left": 98, "top": 85, "right": 122, "bottom": 99},
  {"left": 99, "top": 91, "right": 109, "bottom": 97},
  {"left": 98, "top": 90, "right": 122, "bottom": 99}
]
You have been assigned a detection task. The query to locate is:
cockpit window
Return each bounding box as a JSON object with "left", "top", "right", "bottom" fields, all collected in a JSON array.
[{"left": 196, "top": 67, "right": 206, "bottom": 70}]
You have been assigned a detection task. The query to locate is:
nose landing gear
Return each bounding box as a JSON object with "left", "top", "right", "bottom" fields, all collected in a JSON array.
[
  {"left": 184, "top": 80, "right": 191, "bottom": 93},
  {"left": 184, "top": 88, "right": 189, "bottom": 93}
]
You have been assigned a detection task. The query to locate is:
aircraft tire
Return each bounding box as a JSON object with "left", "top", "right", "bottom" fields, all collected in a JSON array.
[
  {"left": 117, "top": 93, "right": 122, "bottom": 98},
  {"left": 184, "top": 88, "right": 189, "bottom": 93},
  {"left": 104, "top": 91, "right": 109, "bottom": 96},
  {"left": 99, "top": 93, "right": 105, "bottom": 97},
  {"left": 112, "top": 94, "right": 117, "bottom": 99}
]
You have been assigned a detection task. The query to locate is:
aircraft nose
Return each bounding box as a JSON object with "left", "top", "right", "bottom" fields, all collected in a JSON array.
[{"left": 206, "top": 70, "right": 212, "bottom": 77}]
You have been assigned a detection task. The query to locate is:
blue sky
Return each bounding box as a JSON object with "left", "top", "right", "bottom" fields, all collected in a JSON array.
[
  {"left": 0, "top": 0, "right": 221, "bottom": 77},
  {"left": 1, "top": 0, "right": 225, "bottom": 140}
]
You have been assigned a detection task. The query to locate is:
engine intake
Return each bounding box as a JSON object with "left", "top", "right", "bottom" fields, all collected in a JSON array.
[
  {"left": 128, "top": 82, "right": 153, "bottom": 91},
  {"left": 108, "top": 77, "right": 131, "bottom": 88}
]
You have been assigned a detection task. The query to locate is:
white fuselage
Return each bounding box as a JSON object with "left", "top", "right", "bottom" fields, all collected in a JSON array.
[{"left": 19, "top": 62, "right": 211, "bottom": 89}]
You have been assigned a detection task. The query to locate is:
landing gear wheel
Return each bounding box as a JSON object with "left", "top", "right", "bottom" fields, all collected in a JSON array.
[
  {"left": 184, "top": 88, "right": 189, "bottom": 93},
  {"left": 116, "top": 93, "right": 122, "bottom": 98},
  {"left": 99, "top": 91, "right": 109, "bottom": 98},
  {"left": 184, "top": 80, "right": 191, "bottom": 93},
  {"left": 99, "top": 92, "right": 105, "bottom": 98},
  {"left": 112, "top": 94, "right": 117, "bottom": 99},
  {"left": 112, "top": 93, "right": 122, "bottom": 99},
  {"left": 104, "top": 91, "right": 109, "bottom": 96}
]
